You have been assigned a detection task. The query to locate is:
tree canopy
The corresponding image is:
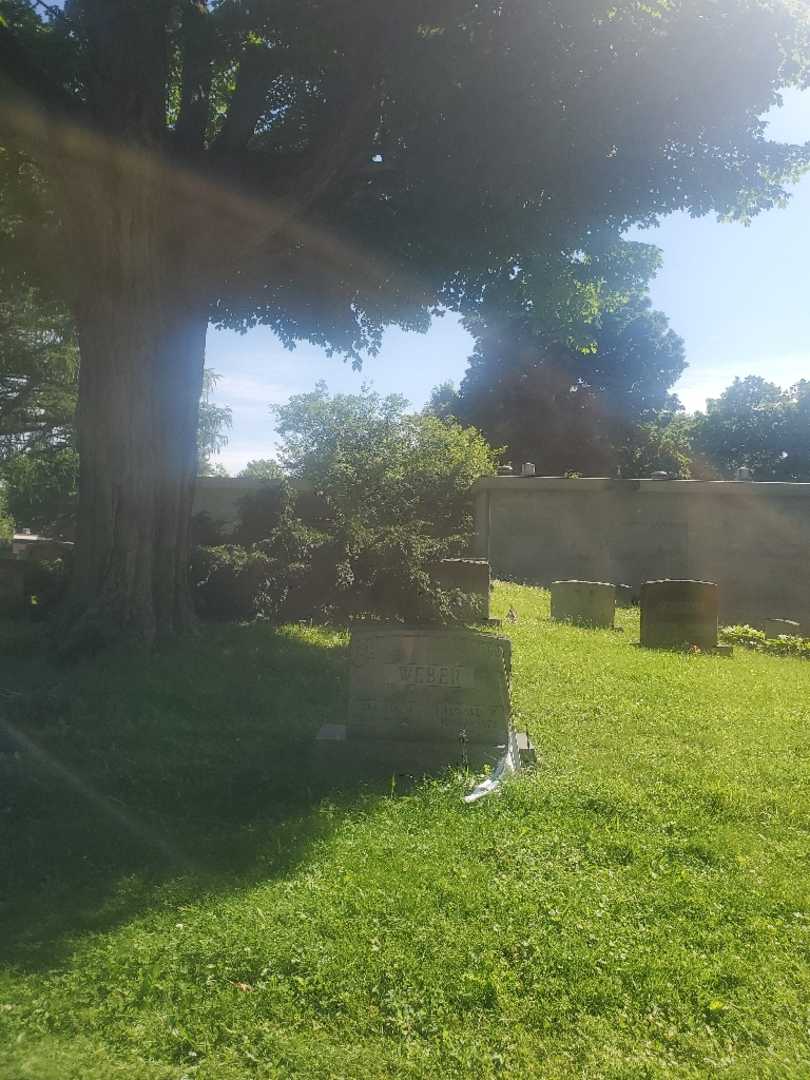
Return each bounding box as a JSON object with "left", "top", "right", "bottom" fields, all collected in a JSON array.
[
  {"left": 0, "top": 281, "right": 77, "bottom": 458},
  {"left": 238, "top": 458, "right": 284, "bottom": 480},
  {"left": 692, "top": 375, "right": 810, "bottom": 480},
  {"left": 1, "top": 0, "right": 808, "bottom": 639},
  {"left": 3, "top": 0, "right": 808, "bottom": 350},
  {"left": 430, "top": 249, "right": 689, "bottom": 476}
]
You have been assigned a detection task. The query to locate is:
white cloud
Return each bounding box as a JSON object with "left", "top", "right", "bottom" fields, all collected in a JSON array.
[{"left": 211, "top": 374, "right": 289, "bottom": 409}]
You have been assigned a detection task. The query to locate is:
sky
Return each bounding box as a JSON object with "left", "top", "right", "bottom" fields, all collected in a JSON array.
[{"left": 208, "top": 88, "right": 810, "bottom": 474}]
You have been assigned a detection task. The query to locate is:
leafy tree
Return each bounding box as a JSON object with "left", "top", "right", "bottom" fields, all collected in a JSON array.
[
  {"left": 238, "top": 458, "right": 284, "bottom": 480},
  {"left": 0, "top": 291, "right": 233, "bottom": 529},
  {"left": 616, "top": 414, "right": 696, "bottom": 480},
  {"left": 0, "top": 480, "right": 13, "bottom": 545},
  {"left": 0, "top": 282, "right": 77, "bottom": 458},
  {"left": 275, "top": 383, "right": 497, "bottom": 533},
  {"left": 691, "top": 376, "right": 810, "bottom": 480},
  {"left": 1, "top": 0, "right": 807, "bottom": 639},
  {"left": 196, "top": 369, "right": 232, "bottom": 475},
  {"left": 267, "top": 383, "right": 498, "bottom": 620},
  {"left": 1, "top": 445, "right": 79, "bottom": 535},
  {"left": 436, "top": 286, "right": 688, "bottom": 476}
]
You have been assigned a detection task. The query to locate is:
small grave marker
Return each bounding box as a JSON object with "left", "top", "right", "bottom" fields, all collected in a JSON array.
[
  {"left": 762, "top": 618, "right": 803, "bottom": 639},
  {"left": 615, "top": 584, "right": 635, "bottom": 609},
  {"left": 550, "top": 580, "right": 615, "bottom": 628},
  {"left": 429, "top": 558, "right": 491, "bottom": 622}
]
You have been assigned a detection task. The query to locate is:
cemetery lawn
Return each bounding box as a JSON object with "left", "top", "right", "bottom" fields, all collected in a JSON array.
[{"left": 1, "top": 585, "right": 809, "bottom": 1079}]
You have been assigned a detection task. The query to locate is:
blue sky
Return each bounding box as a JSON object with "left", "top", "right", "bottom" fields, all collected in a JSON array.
[{"left": 209, "top": 88, "right": 810, "bottom": 473}]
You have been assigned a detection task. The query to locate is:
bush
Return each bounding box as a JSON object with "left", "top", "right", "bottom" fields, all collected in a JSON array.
[
  {"left": 0, "top": 484, "right": 13, "bottom": 552},
  {"left": 190, "top": 388, "right": 499, "bottom": 626},
  {"left": 720, "top": 624, "right": 810, "bottom": 660},
  {"left": 1, "top": 448, "right": 79, "bottom": 537},
  {"left": 190, "top": 546, "right": 278, "bottom": 621},
  {"left": 234, "top": 481, "right": 296, "bottom": 548},
  {"left": 189, "top": 511, "right": 226, "bottom": 548},
  {"left": 268, "top": 385, "right": 498, "bottom": 623},
  {"left": 21, "top": 557, "right": 71, "bottom": 616}
]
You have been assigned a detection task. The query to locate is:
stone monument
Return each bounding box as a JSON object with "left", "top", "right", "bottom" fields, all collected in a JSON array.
[
  {"left": 615, "top": 583, "right": 635, "bottom": 608},
  {"left": 762, "top": 618, "right": 803, "bottom": 639},
  {"left": 550, "top": 580, "right": 615, "bottom": 628},
  {"left": 429, "top": 558, "right": 491, "bottom": 622},
  {"left": 640, "top": 579, "right": 725, "bottom": 651},
  {"left": 317, "top": 625, "right": 528, "bottom": 780}
]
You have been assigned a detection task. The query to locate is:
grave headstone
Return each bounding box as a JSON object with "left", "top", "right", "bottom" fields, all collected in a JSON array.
[
  {"left": 430, "top": 558, "right": 491, "bottom": 622},
  {"left": 762, "top": 618, "right": 803, "bottom": 639},
  {"left": 550, "top": 580, "right": 615, "bottom": 628},
  {"left": 640, "top": 579, "right": 720, "bottom": 651},
  {"left": 0, "top": 558, "right": 26, "bottom": 614},
  {"left": 615, "top": 583, "right": 635, "bottom": 608},
  {"left": 318, "top": 625, "right": 519, "bottom": 778}
]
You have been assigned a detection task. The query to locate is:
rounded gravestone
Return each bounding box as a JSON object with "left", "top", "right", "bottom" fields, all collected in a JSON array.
[
  {"left": 550, "top": 580, "right": 615, "bottom": 629},
  {"left": 615, "top": 583, "right": 635, "bottom": 609},
  {"left": 640, "top": 579, "right": 719, "bottom": 650},
  {"left": 763, "top": 618, "right": 802, "bottom": 639}
]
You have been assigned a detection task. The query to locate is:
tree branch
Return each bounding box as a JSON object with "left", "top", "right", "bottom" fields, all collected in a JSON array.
[
  {"left": 174, "top": 0, "right": 213, "bottom": 152},
  {"left": 211, "top": 43, "right": 281, "bottom": 154},
  {"left": 0, "top": 23, "right": 84, "bottom": 118}
]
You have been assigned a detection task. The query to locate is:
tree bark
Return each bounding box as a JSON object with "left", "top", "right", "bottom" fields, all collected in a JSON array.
[
  {"left": 63, "top": 169, "right": 208, "bottom": 647},
  {"left": 68, "top": 286, "right": 207, "bottom": 647}
]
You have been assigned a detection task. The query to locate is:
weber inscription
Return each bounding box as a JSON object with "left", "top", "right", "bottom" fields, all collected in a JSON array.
[
  {"left": 384, "top": 663, "right": 474, "bottom": 688},
  {"left": 348, "top": 626, "right": 510, "bottom": 747}
]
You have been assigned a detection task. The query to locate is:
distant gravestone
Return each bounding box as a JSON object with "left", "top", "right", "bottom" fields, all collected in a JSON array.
[
  {"left": 319, "top": 626, "right": 517, "bottom": 777},
  {"left": 0, "top": 558, "right": 25, "bottom": 614},
  {"left": 762, "top": 618, "right": 802, "bottom": 639},
  {"left": 640, "top": 579, "right": 720, "bottom": 651},
  {"left": 550, "top": 580, "right": 615, "bottom": 628},
  {"left": 615, "top": 584, "right": 635, "bottom": 608},
  {"left": 430, "top": 558, "right": 491, "bottom": 622}
]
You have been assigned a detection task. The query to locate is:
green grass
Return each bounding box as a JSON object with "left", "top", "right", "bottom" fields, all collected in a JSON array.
[{"left": 1, "top": 584, "right": 809, "bottom": 1078}]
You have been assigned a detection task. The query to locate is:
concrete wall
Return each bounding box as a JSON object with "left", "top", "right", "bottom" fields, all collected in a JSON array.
[
  {"left": 472, "top": 477, "right": 810, "bottom": 626},
  {"left": 192, "top": 477, "right": 315, "bottom": 532}
]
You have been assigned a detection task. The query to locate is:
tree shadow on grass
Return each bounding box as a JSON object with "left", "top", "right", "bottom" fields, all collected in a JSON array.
[{"left": 0, "top": 621, "right": 388, "bottom": 973}]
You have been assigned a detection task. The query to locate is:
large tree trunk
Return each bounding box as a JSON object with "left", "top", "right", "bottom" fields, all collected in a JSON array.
[{"left": 66, "top": 211, "right": 208, "bottom": 647}]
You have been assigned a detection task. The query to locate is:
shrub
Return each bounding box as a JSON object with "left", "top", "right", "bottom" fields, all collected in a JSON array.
[
  {"left": 190, "top": 546, "right": 278, "bottom": 621},
  {"left": 189, "top": 511, "right": 226, "bottom": 548},
  {"left": 190, "top": 388, "right": 498, "bottom": 625},
  {"left": 0, "top": 484, "right": 13, "bottom": 552},
  {"left": 23, "top": 557, "right": 71, "bottom": 615},
  {"left": 720, "top": 624, "right": 810, "bottom": 660},
  {"left": 234, "top": 481, "right": 296, "bottom": 548},
  {"left": 267, "top": 385, "right": 498, "bottom": 623},
  {"left": 1, "top": 447, "right": 79, "bottom": 537}
]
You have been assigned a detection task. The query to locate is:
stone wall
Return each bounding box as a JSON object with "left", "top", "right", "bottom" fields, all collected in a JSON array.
[
  {"left": 192, "top": 477, "right": 315, "bottom": 532},
  {"left": 472, "top": 477, "right": 810, "bottom": 626}
]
